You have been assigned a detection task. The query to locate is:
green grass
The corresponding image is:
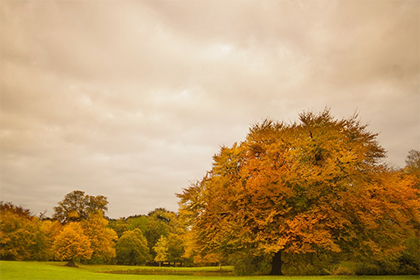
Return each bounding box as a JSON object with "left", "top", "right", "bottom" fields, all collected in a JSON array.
[{"left": 0, "top": 261, "right": 419, "bottom": 280}]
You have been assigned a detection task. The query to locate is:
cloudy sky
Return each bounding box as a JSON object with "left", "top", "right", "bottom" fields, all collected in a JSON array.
[{"left": 1, "top": 0, "right": 419, "bottom": 219}]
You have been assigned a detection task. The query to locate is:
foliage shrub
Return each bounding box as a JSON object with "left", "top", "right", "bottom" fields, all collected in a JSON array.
[
  {"left": 282, "top": 252, "right": 331, "bottom": 276},
  {"left": 229, "top": 252, "right": 271, "bottom": 276},
  {"left": 330, "top": 265, "right": 354, "bottom": 275},
  {"left": 354, "top": 262, "right": 381, "bottom": 275}
]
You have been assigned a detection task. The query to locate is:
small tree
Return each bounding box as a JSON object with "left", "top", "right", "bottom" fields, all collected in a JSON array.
[
  {"left": 153, "top": 235, "right": 168, "bottom": 267},
  {"left": 53, "top": 222, "right": 93, "bottom": 266}
]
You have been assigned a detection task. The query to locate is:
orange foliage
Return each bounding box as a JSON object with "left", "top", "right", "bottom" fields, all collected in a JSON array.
[{"left": 177, "top": 110, "right": 419, "bottom": 267}]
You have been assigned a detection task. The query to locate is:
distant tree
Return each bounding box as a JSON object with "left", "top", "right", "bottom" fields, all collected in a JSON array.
[
  {"left": 405, "top": 149, "right": 420, "bottom": 179},
  {"left": 80, "top": 211, "right": 118, "bottom": 264},
  {"left": 108, "top": 218, "right": 128, "bottom": 238},
  {"left": 144, "top": 209, "right": 173, "bottom": 257},
  {"left": 115, "top": 228, "right": 150, "bottom": 265},
  {"left": 178, "top": 110, "right": 420, "bottom": 275},
  {"left": 53, "top": 222, "right": 93, "bottom": 266},
  {"left": 126, "top": 215, "right": 149, "bottom": 233},
  {"left": 0, "top": 202, "right": 32, "bottom": 218},
  {"left": 53, "top": 190, "right": 108, "bottom": 224}
]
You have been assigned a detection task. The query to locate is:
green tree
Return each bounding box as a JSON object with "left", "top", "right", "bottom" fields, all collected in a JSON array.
[
  {"left": 108, "top": 218, "right": 128, "bottom": 238},
  {"left": 115, "top": 228, "right": 150, "bottom": 265},
  {"left": 153, "top": 235, "right": 168, "bottom": 267},
  {"left": 178, "top": 110, "right": 419, "bottom": 275},
  {"left": 53, "top": 222, "right": 93, "bottom": 266},
  {"left": 53, "top": 190, "right": 108, "bottom": 224},
  {"left": 144, "top": 209, "right": 173, "bottom": 257},
  {"left": 126, "top": 215, "right": 149, "bottom": 233},
  {"left": 167, "top": 233, "right": 185, "bottom": 265}
]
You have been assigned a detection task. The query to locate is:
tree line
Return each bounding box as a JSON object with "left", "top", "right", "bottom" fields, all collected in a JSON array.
[
  {"left": 0, "top": 194, "right": 191, "bottom": 267},
  {"left": 1, "top": 110, "right": 419, "bottom": 275}
]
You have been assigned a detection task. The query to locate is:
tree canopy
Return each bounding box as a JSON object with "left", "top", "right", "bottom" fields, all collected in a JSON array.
[
  {"left": 53, "top": 222, "right": 93, "bottom": 266},
  {"left": 80, "top": 211, "right": 118, "bottom": 263},
  {"left": 0, "top": 203, "right": 50, "bottom": 261},
  {"left": 53, "top": 190, "right": 108, "bottom": 224},
  {"left": 115, "top": 228, "right": 151, "bottom": 265},
  {"left": 177, "top": 110, "right": 420, "bottom": 275}
]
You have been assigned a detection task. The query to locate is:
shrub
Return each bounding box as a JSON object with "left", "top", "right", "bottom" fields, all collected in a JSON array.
[
  {"left": 230, "top": 253, "right": 271, "bottom": 276},
  {"left": 331, "top": 265, "right": 354, "bottom": 275}
]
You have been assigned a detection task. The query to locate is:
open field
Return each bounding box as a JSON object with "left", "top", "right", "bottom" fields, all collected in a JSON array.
[{"left": 0, "top": 261, "right": 419, "bottom": 280}]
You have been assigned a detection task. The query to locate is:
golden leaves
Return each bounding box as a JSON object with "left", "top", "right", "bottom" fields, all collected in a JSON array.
[{"left": 53, "top": 222, "right": 93, "bottom": 261}]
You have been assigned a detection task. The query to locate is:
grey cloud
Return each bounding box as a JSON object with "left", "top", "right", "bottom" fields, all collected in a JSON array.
[{"left": 1, "top": 0, "right": 418, "bottom": 218}]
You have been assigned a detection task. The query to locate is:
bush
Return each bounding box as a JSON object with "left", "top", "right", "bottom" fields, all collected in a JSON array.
[
  {"left": 355, "top": 262, "right": 381, "bottom": 275},
  {"left": 230, "top": 253, "right": 271, "bottom": 276},
  {"left": 330, "top": 265, "right": 354, "bottom": 275}
]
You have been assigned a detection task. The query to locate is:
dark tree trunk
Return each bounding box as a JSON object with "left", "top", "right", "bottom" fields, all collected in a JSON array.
[
  {"left": 66, "top": 259, "right": 77, "bottom": 267},
  {"left": 269, "top": 250, "right": 283, "bottom": 275}
]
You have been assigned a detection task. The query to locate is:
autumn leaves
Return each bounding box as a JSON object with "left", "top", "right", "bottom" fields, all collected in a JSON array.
[{"left": 177, "top": 110, "right": 419, "bottom": 275}]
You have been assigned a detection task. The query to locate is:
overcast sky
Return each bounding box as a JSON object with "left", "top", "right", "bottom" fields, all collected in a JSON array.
[{"left": 1, "top": 0, "right": 419, "bottom": 219}]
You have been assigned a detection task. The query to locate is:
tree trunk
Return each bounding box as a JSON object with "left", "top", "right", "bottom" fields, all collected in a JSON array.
[
  {"left": 66, "top": 259, "right": 77, "bottom": 267},
  {"left": 269, "top": 250, "right": 283, "bottom": 275}
]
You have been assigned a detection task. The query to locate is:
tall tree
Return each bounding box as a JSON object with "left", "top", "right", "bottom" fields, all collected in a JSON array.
[
  {"left": 53, "top": 190, "right": 108, "bottom": 224},
  {"left": 178, "top": 110, "right": 419, "bottom": 275}
]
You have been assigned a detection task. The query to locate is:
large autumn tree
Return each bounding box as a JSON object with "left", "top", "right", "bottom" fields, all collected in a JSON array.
[{"left": 177, "top": 110, "right": 419, "bottom": 275}]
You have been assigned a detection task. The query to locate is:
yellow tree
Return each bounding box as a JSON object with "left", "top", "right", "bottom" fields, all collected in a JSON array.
[
  {"left": 53, "top": 222, "right": 93, "bottom": 266},
  {"left": 0, "top": 202, "right": 50, "bottom": 261},
  {"left": 178, "top": 110, "right": 419, "bottom": 275},
  {"left": 80, "top": 211, "right": 118, "bottom": 263},
  {"left": 153, "top": 235, "right": 168, "bottom": 267}
]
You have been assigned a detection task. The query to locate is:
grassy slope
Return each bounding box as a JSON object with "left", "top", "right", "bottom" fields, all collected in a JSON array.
[{"left": 0, "top": 261, "right": 419, "bottom": 280}]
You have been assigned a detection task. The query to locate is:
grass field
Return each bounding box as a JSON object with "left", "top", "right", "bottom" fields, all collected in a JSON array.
[{"left": 0, "top": 261, "right": 419, "bottom": 280}]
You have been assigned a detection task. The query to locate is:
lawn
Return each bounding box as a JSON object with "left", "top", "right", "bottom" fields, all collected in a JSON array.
[{"left": 0, "top": 261, "right": 418, "bottom": 280}]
